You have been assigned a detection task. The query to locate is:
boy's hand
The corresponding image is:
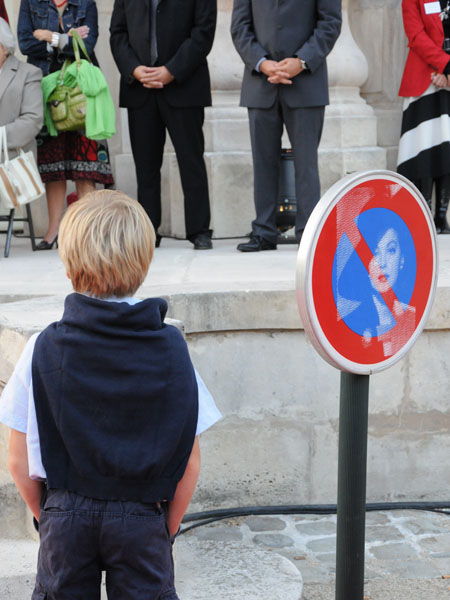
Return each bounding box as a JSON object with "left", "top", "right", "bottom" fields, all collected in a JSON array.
[
  {"left": 167, "top": 438, "right": 200, "bottom": 537},
  {"left": 7, "top": 429, "right": 43, "bottom": 521}
]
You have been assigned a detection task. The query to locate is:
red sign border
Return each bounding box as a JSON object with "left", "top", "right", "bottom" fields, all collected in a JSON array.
[{"left": 296, "top": 171, "right": 438, "bottom": 375}]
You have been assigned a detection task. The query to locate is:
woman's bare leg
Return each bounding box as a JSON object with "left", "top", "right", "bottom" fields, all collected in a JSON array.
[
  {"left": 75, "top": 180, "right": 96, "bottom": 198},
  {"left": 44, "top": 180, "right": 66, "bottom": 242}
]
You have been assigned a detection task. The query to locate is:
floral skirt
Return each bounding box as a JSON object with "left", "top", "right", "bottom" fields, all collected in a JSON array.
[{"left": 37, "top": 129, "right": 114, "bottom": 185}]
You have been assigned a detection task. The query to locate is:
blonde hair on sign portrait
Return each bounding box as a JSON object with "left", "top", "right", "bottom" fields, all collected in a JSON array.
[{"left": 58, "top": 189, "right": 155, "bottom": 298}]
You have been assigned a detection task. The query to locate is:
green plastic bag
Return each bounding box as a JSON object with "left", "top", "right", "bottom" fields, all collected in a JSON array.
[
  {"left": 47, "top": 31, "right": 90, "bottom": 133},
  {"left": 42, "top": 32, "right": 116, "bottom": 140}
]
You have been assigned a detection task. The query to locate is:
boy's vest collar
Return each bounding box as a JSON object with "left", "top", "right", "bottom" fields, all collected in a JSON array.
[{"left": 62, "top": 292, "right": 168, "bottom": 333}]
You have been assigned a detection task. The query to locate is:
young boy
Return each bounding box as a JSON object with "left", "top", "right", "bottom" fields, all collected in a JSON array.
[{"left": 0, "top": 190, "right": 221, "bottom": 599}]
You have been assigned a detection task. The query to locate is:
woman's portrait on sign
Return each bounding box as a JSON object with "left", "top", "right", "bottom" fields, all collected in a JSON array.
[{"left": 333, "top": 208, "right": 417, "bottom": 357}]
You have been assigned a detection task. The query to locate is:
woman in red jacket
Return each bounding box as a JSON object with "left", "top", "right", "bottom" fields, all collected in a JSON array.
[
  {"left": 398, "top": 0, "right": 450, "bottom": 233},
  {"left": 0, "top": 0, "right": 8, "bottom": 23}
]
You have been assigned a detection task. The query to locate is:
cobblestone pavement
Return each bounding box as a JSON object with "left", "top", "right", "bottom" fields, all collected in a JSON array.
[{"left": 183, "top": 510, "right": 450, "bottom": 599}]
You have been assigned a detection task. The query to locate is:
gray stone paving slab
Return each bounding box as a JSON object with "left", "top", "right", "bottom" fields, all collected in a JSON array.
[
  {"left": 302, "top": 578, "right": 450, "bottom": 600},
  {"left": 419, "top": 534, "right": 450, "bottom": 552},
  {"left": 402, "top": 515, "right": 450, "bottom": 535},
  {"left": 295, "top": 521, "right": 336, "bottom": 536},
  {"left": 193, "top": 525, "right": 243, "bottom": 543},
  {"left": 373, "top": 558, "right": 443, "bottom": 579},
  {"left": 365, "top": 525, "right": 404, "bottom": 542},
  {"left": 253, "top": 533, "right": 295, "bottom": 548},
  {"left": 306, "top": 537, "right": 337, "bottom": 553},
  {"left": 293, "top": 515, "right": 325, "bottom": 522},
  {"left": 314, "top": 553, "right": 336, "bottom": 566},
  {"left": 365, "top": 512, "right": 391, "bottom": 526},
  {"left": 245, "top": 516, "right": 287, "bottom": 531},
  {"left": 370, "top": 542, "right": 419, "bottom": 560}
]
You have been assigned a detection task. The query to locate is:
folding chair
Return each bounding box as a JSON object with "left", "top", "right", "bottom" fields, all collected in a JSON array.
[{"left": 0, "top": 204, "right": 37, "bottom": 257}]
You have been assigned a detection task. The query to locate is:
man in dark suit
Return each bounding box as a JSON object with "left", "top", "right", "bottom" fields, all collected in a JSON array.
[
  {"left": 231, "top": 0, "right": 341, "bottom": 251},
  {"left": 110, "top": 0, "right": 217, "bottom": 249}
]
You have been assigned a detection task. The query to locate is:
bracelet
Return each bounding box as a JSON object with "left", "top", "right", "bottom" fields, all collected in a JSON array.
[{"left": 51, "top": 32, "right": 60, "bottom": 47}]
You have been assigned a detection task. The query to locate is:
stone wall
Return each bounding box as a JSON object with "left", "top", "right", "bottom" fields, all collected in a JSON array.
[{"left": 1, "top": 290, "right": 450, "bottom": 514}]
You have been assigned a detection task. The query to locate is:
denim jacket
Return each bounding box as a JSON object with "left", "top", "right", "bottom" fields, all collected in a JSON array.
[{"left": 17, "top": 0, "right": 98, "bottom": 75}]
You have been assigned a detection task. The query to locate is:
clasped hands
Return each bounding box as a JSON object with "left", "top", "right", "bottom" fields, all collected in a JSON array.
[
  {"left": 133, "top": 65, "right": 174, "bottom": 88},
  {"left": 431, "top": 72, "right": 450, "bottom": 88},
  {"left": 260, "top": 58, "right": 304, "bottom": 85}
]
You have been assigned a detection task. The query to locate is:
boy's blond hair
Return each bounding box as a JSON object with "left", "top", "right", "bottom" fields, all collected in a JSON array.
[{"left": 59, "top": 189, "right": 155, "bottom": 298}]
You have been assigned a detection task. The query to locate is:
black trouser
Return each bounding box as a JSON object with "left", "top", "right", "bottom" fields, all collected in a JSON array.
[
  {"left": 32, "top": 490, "right": 178, "bottom": 600},
  {"left": 128, "top": 93, "right": 211, "bottom": 241},
  {"left": 248, "top": 99, "right": 324, "bottom": 244}
]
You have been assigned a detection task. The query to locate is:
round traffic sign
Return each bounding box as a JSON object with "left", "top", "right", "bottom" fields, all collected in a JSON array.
[{"left": 296, "top": 171, "right": 438, "bottom": 374}]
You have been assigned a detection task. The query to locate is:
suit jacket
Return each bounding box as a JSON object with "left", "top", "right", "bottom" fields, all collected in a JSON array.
[
  {"left": 0, "top": 55, "right": 43, "bottom": 157},
  {"left": 231, "top": 0, "right": 342, "bottom": 109},
  {"left": 110, "top": 0, "right": 217, "bottom": 108},
  {"left": 399, "top": 0, "right": 450, "bottom": 97}
]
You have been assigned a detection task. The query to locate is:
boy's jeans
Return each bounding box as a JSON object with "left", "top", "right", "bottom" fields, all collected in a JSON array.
[{"left": 32, "top": 489, "right": 179, "bottom": 600}]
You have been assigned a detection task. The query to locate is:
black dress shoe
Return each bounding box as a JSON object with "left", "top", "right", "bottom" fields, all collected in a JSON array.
[
  {"left": 237, "top": 234, "right": 277, "bottom": 252},
  {"left": 193, "top": 233, "right": 213, "bottom": 250}
]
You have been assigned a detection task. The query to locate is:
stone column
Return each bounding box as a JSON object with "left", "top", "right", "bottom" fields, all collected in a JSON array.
[
  {"left": 349, "top": 0, "right": 406, "bottom": 170},
  {"left": 320, "top": 0, "right": 386, "bottom": 189}
]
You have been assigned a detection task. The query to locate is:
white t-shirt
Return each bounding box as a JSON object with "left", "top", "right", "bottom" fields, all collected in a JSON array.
[{"left": 0, "top": 297, "right": 221, "bottom": 480}]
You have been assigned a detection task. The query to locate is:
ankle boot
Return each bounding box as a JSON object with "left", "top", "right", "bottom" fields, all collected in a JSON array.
[
  {"left": 435, "top": 175, "right": 450, "bottom": 234},
  {"left": 435, "top": 196, "right": 450, "bottom": 233},
  {"left": 412, "top": 177, "right": 433, "bottom": 213}
]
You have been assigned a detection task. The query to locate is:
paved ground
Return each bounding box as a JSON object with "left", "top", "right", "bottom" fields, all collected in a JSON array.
[
  {"left": 1, "top": 235, "right": 450, "bottom": 297},
  {"left": 2, "top": 509, "right": 449, "bottom": 599},
  {"left": 181, "top": 509, "right": 450, "bottom": 599}
]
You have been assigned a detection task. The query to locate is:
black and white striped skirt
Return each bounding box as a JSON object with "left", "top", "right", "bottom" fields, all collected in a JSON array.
[{"left": 397, "top": 84, "right": 450, "bottom": 181}]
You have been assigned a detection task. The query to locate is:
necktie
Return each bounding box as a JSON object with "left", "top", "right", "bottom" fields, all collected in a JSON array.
[{"left": 150, "top": 0, "right": 159, "bottom": 65}]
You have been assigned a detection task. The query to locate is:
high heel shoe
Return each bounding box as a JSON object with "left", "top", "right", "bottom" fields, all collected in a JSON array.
[{"left": 36, "top": 236, "right": 58, "bottom": 250}]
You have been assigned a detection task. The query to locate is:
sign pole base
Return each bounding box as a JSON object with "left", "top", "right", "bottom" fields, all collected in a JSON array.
[{"left": 335, "top": 372, "right": 370, "bottom": 600}]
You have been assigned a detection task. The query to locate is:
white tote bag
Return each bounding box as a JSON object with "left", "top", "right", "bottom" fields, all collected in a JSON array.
[{"left": 0, "top": 126, "right": 45, "bottom": 210}]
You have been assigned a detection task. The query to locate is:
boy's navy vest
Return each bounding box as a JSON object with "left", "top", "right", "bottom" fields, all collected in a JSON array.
[{"left": 32, "top": 293, "right": 198, "bottom": 502}]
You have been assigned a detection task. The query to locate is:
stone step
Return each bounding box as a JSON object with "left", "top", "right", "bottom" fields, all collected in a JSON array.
[{"left": 0, "top": 535, "right": 303, "bottom": 600}]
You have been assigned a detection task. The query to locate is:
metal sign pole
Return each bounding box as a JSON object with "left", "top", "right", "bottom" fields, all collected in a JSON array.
[
  {"left": 335, "top": 372, "right": 370, "bottom": 600},
  {"left": 296, "top": 170, "right": 438, "bottom": 599}
]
